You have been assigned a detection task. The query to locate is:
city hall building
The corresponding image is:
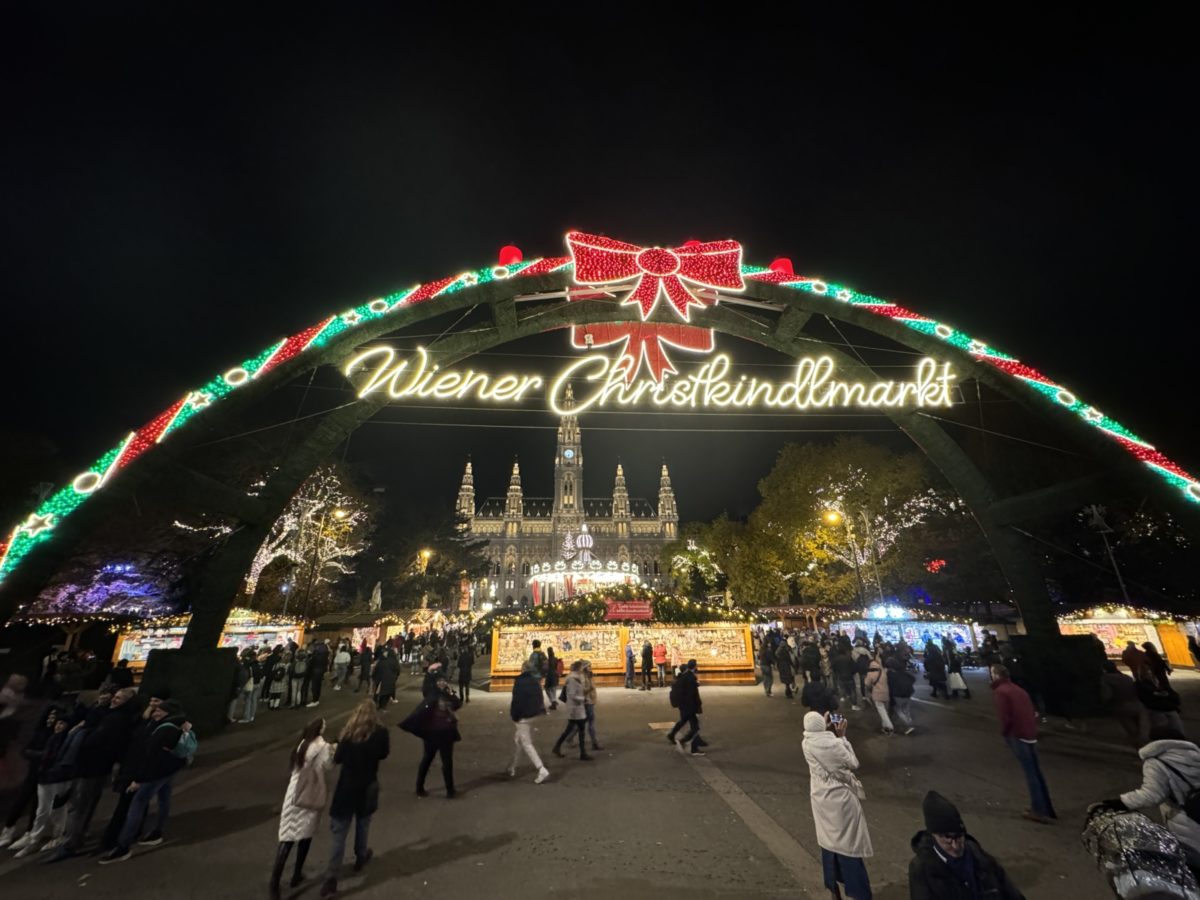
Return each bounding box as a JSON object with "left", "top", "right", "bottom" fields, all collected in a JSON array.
[{"left": 456, "top": 386, "right": 678, "bottom": 607}]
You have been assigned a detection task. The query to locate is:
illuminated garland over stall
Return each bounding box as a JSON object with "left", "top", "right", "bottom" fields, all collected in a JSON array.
[
  {"left": 2, "top": 234, "right": 1197, "bottom": 593},
  {"left": 493, "top": 585, "right": 764, "bottom": 628}
]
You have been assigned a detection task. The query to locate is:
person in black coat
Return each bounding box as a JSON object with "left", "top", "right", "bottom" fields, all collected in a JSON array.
[
  {"left": 456, "top": 646, "right": 474, "bottom": 703},
  {"left": 908, "top": 790, "right": 1023, "bottom": 899},
  {"left": 99, "top": 699, "right": 192, "bottom": 862},
  {"left": 322, "top": 700, "right": 389, "bottom": 897},
  {"left": 107, "top": 660, "right": 134, "bottom": 690},
  {"left": 402, "top": 670, "right": 462, "bottom": 799},
  {"left": 640, "top": 641, "right": 654, "bottom": 691},
  {"left": 50, "top": 688, "right": 138, "bottom": 860},
  {"left": 371, "top": 650, "right": 400, "bottom": 710},
  {"left": 775, "top": 642, "right": 797, "bottom": 699},
  {"left": 543, "top": 647, "right": 560, "bottom": 710},
  {"left": 800, "top": 678, "right": 839, "bottom": 715},
  {"left": 666, "top": 660, "right": 707, "bottom": 755},
  {"left": 508, "top": 663, "right": 549, "bottom": 782},
  {"left": 924, "top": 644, "right": 949, "bottom": 699}
]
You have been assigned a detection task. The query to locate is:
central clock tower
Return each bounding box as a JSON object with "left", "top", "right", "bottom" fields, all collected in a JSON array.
[{"left": 553, "top": 383, "right": 584, "bottom": 535}]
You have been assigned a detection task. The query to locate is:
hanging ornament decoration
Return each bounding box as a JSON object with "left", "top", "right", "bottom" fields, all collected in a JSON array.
[
  {"left": 563, "top": 232, "right": 743, "bottom": 383},
  {"left": 566, "top": 231, "right": 743, "bottom": 320},
  {"left": 570, "top": 322, "right": 714, "bottom": 383}
]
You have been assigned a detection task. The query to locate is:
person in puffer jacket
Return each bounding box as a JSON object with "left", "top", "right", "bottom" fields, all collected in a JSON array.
[{"left": 1099, "top": 725, "right": 1200, "bottom": 869}]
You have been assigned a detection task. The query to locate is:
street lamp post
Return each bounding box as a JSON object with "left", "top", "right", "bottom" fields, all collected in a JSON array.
[
  {"left": 857, "top": 510, "right": 886, "bottom": 605},
  {"left": 825, "top": 510, "right": 867, "bottom": 615},
  {"left": 300, "top": 507, "right": 347, "bottom": 618},
  {"left": 418, "top": 548, "right": 433, "bottom": 609}
]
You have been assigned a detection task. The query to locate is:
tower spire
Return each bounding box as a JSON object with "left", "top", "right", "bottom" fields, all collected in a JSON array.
[
  {"left": 505, "top": 456, "right": 524, "bottom": 518},
  {"left": 658, "top": 460, "right": 678, "bottom": 537},
  {"left": 456, "top": 458, "right": 475, "bottom": 520}
]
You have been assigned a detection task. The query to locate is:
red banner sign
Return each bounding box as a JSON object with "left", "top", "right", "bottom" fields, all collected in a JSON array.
[{"left": 604, "top": 599, "right": 653, "bottom": 621}]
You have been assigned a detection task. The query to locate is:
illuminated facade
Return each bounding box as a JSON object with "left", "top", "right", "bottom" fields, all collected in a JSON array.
[{"left": 458, "top": 386, "right": 678, "bottom": 607}]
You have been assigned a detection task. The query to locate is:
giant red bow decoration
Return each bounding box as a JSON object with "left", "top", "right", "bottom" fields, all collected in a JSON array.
[
  {"left": 566, "top": 232, "right": 744, "bottom": 320},
  {"left": 572, "top": 323, "right": 715, "bottom": 384}
]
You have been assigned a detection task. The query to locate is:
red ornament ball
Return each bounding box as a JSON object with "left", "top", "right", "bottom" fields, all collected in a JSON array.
[
  {"left": 769, "top": 257, "right": 794, "bottom": 275},
  {"left": 498, "top": 245, "right": 523, "bottom": 266}
]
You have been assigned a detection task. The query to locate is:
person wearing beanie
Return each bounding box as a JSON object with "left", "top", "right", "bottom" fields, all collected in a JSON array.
[
  {"left": 908, "top": 790, "right": 1024, "bottom": 899},
  {"left": 801, "top": 711, "right": 873, "bottom": 900}
]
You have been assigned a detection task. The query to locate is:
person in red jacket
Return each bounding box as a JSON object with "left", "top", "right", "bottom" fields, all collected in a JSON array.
[{"left": 990, "top": 665, "right": 1056, "bottom": 824}]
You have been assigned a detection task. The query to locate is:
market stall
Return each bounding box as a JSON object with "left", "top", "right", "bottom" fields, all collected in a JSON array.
[
  {"left": 832, "top": 604, "right": 978, "bottom": 651},
  {"left": 488, "top": 588, "right": 759, "bottom": 688},
  {"left": 113, "top": 608, "right": 308, "bottom": 670},
  {"left": 1058, "top": 606, "right": 1193, "bottom": 668},
  {"left": 307, "top": 611, "right": 408, "bottom": 648}
]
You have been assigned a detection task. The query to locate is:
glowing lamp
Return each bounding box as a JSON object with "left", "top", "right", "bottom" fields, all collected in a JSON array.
[
  {"left": 498, "top": 245, "right": 523, "bottom": 266},
  {"left": 769, "top": 257, "right": 794, "bottom": 275}
]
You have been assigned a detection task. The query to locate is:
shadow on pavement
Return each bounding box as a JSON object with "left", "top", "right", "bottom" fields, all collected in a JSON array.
[{"left": 332, "top": 831, "right": 518, "bottom": 895}]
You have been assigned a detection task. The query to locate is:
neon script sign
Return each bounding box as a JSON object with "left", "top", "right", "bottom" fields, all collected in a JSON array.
[{"left": 343, "top": 346, "right": 956, "bottom": 415}]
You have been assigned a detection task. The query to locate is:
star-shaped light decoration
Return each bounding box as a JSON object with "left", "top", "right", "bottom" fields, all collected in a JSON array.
[
  {"left": 967, "top": 340, "right": 987, "bottom": 354},
  {"left": 1083, "top": 407, "right": 1104, "bottom": 423},
  {"left": 187, "top": 391, "right": 213, "bottom": 410},
  {"left": 341, "top": 311, "right": 363, "bottom": 326},
  {"left": 20, "top": 513, "right": 56, "bottom": 537},
  {"left": 461, "top": 272, "right": 479, "bottom": 286}
]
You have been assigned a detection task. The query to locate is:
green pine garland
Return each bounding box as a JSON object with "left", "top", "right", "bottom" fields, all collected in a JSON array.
[{"left": 492, "top": 584, "right": 764, "bottom": 627}]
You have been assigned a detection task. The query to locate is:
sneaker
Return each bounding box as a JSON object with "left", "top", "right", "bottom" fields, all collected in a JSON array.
[
  {"left": 138, "top": 830, "right": 163, "bottom": 846},
  {"left": 353, "top": 849, "right": 373, "bottom": 872},
  {"left": 42, "top": 836, "right": 65, "bottom": 851},
  {"left": 415, "top": 788, "right": 428, "bottom": 798},
  {"left": 14, "top": 841, "right": 42, "bottom": 859},
  {"left": 0, "top": 826, "right": 16, "bottom": 848},
  {"left": 98, "top": 846, "right": 131, "bottom": 864},
  {"left": 506, "top": 766, "right": 516, "bottom": 777},
  {"left": 674, "top": 737, "right": 686, "bottom": 755},
  {"left": 10, "top": 832, "right": 33, "bottom": 852},
  {"left": 665, "top": 733, "right": 676, "bottom": 744},
  {"left": 535, "top": 768, "right": 550, "bottom": 784},
  {"left": 690, "top": 750, "right": 707, "bottom": 757},
  {"left": 45, "top": 844, "right": 75, "bottom": 863},
  {"left": 903, "top": 727, "right": 915, "bottom": 735},
  {"left": 306, "top": 701, "right": 320, "bottom": 708}
]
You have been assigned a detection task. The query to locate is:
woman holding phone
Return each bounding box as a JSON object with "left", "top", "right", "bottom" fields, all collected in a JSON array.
[{"left": 802, "top": 711, "right": 874, "bottom": 899}]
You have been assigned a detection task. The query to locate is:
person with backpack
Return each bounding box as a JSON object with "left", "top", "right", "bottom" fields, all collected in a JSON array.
[
  {"left": 402, "top": 668, "right": 462, "bottom": 798},
  {"left": 99, "top": 699, "right": 195, "bottom": 863},
  {"left": 290, "top": 649, "right": 310, "bottom": 708},
  {"left": 270, "top": 718, "right": 333, "bottom": 900},
  {"left": 528, "top": 640, "right": 548, "bottom": 679},
  {"left": 1095, "top": 725, "right": 1200, "bottom": 871},
  {"left": 543, "top": 646, "right": 560, "bottom": 710},
  {"left": 851, "top": 641, "right": 872, "bottom": 703},
  {"left": 507, "top": 661, "right": 550, "bottom": 784},
  {"left": 886, "top": 656, "right": 916, "bottom": 735},
  {"left": 269, "top": 655, "right": 289, "bottom": 709},
  {"left": 624, "top": 640, "right": 636, "bottom": 689},
  {"left": 551, "top": 661, "right": 593, "bottom": 762}
]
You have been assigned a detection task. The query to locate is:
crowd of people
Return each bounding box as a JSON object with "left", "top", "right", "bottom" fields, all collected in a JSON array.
[{"left": 4, "top": 623, "right": 1200, "bottom": 899}]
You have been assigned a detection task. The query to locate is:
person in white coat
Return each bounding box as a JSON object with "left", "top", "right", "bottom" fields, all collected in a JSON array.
[
  {"left": 1103, "top": 725, "right": 1200, "bottom": 870},
  {"left": 802, "top": 711, "right": 874, "bottom": 900},
  {"left": 270, "top": 718, "right": 334, "bottom": 900}
]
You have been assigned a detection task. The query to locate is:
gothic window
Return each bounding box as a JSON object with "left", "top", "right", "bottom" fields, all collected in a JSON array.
[
  {"left": 522, "top": 561, "right": 530, "bottom": 576},
  {"left": 493, "top": 560, "right": 501, "bottom": 576},
  {"left": 654, "top": 560, "right": 661, "bottom": 576},
  {"left": 507, "top": 561, "right": 515, "bottom": 575}
]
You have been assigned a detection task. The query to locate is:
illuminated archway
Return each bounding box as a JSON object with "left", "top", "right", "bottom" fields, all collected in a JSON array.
[{"left": 2, "top": 234, "right": 1195, "bottom": 645}]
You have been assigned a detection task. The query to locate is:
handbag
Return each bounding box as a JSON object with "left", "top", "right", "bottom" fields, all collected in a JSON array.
[
  {"left": 948, "top": 672, "right": 968, "bottom": 692},
  {"left": 294, "top": 760, "right": 327, "bottom": 810}
]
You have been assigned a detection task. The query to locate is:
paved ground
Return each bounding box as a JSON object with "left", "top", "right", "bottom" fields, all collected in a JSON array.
[{"left": 3, "top": 665, "right": 1196, "bottom": 899}]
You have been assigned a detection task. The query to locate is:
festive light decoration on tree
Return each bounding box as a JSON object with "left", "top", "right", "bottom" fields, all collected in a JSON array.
[{"left": 0, "top": 231, "right": 1196, "bottom": 597}]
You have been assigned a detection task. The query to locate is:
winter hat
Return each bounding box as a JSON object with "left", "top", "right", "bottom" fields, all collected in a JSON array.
[
  {"left": 922, "top": 791, "right": 965, "bottom": 835},
  {"left": 803, "top": 711, "right": 827, "bottom": 733},
  {"left": 159, "top": 699, "right": 185, "bottom": 718}
]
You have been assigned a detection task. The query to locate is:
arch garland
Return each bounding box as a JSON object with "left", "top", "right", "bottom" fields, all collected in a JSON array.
[{"left": 2, "top": 232, "right": 1196, "bottom": 592}]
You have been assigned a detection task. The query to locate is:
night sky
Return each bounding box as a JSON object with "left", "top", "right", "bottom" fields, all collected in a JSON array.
[{"left": 2, "top": 9, "right": 1194, "bottom": 526}]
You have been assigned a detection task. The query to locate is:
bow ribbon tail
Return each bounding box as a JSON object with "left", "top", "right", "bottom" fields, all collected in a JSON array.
[{"left": 628, "top": 274, "right": 662, "bottom": 318}]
